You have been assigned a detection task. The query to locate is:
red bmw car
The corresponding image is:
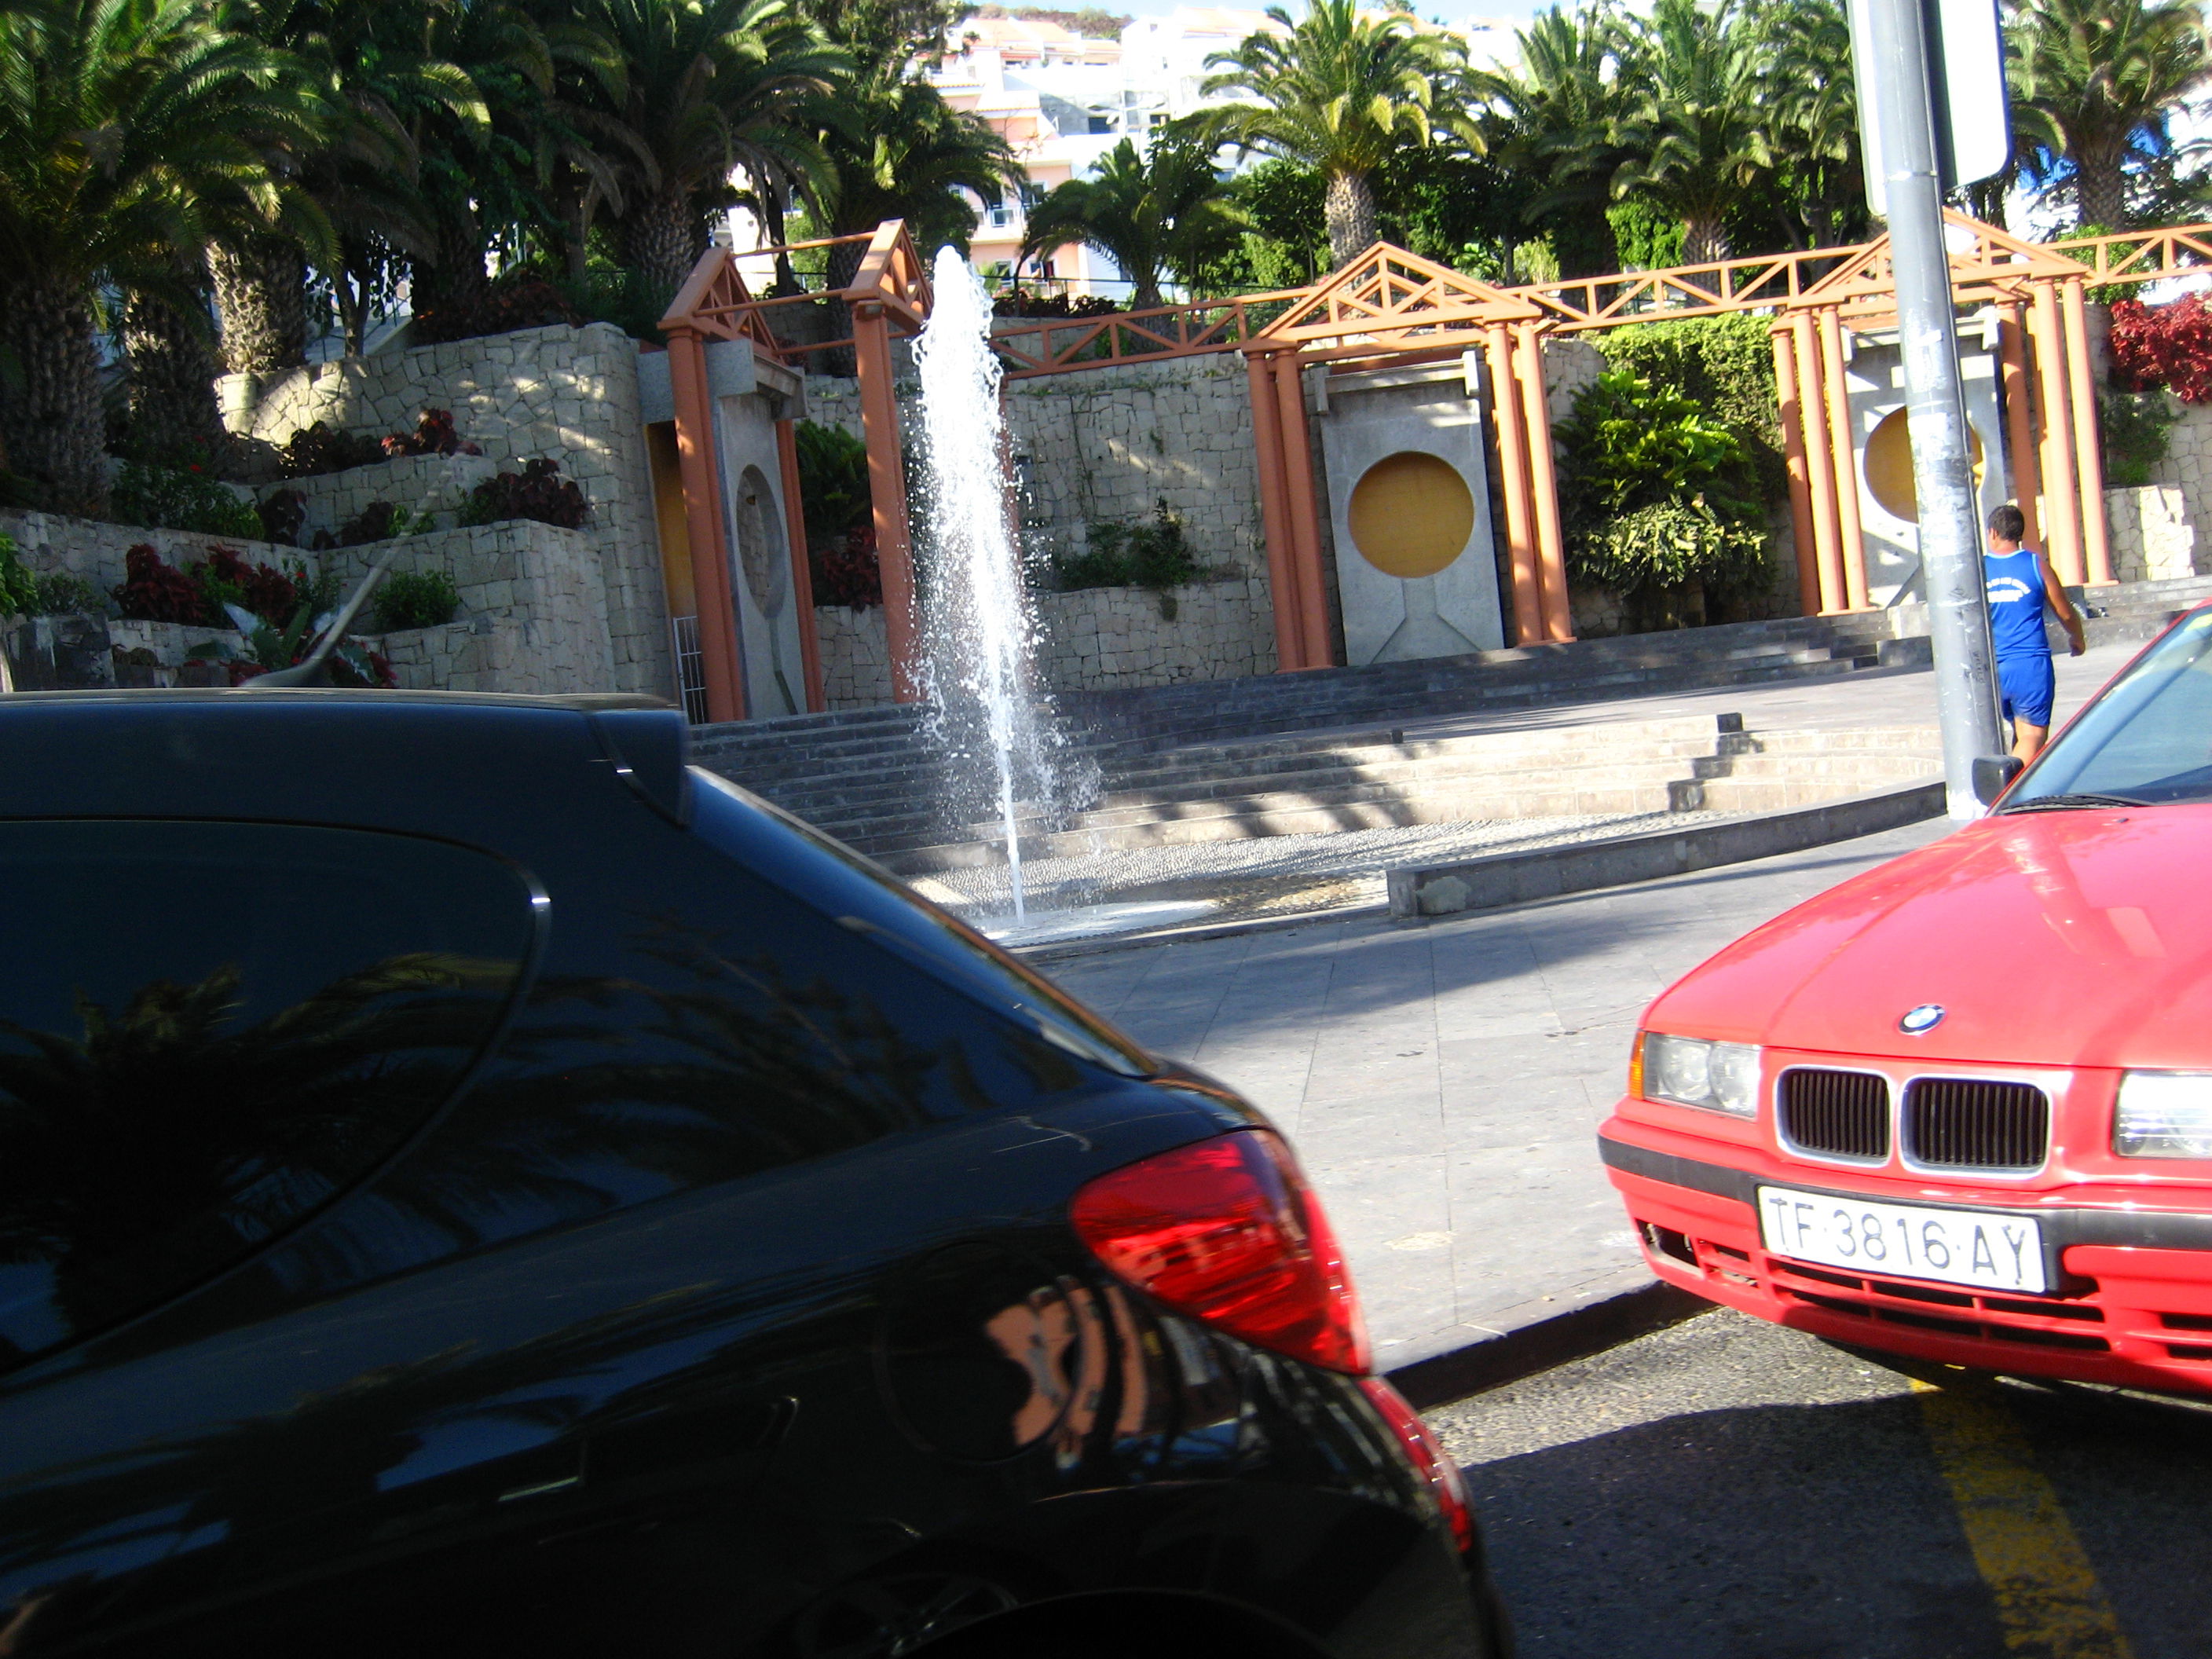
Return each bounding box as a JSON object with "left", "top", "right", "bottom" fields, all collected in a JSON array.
[{"left": 1601, "top": 600, "right": 2212, "bottom": 1392}]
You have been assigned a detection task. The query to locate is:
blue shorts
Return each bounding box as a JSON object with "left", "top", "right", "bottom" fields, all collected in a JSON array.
[{"left": 1998, "top": 651, "right": 2056, "bottom": 728}]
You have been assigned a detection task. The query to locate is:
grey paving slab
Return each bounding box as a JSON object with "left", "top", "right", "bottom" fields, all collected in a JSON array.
[{"left": 1049, "top": 815, "right": 1958, "bottom": 1369}]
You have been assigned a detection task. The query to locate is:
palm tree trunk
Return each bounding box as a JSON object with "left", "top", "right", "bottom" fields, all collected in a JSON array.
[
  {"left": 1322, "top": 170, "right": 1378, "bottom": 270},
  {"left": 2075, "top": 151, "right": 2129, "bottom": 231},
  {"left": 412, "top": 210, "right": 492, "bottom": 327},
  {"left": 0, "top": 277, "right": 109, "bottom": 515},
  {"left": 123, "top": 287, "right": 230, "bottom": 463},
  {"left": 624, "top": 189, "right": 707, "bottom": 315},
  {"left": 210, "top": 237, "right": 309, "bottom": 376},
  {"left": 1680, "top": 213, "right": 1730, "bottom": 267}
]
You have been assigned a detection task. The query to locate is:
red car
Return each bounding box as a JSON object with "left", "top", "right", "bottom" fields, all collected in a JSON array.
[{"left": 1602, "top": 601, "right": 2212, "bottom": 1392}]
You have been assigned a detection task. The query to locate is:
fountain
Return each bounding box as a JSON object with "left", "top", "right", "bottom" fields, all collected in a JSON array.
[{"left": 911, "top": 251, "right": 1213, "bottom": 945}]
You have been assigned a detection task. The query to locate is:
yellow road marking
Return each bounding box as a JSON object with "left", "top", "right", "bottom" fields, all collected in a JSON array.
[{"left": 1914, "top": 1379, "right": 2135, "bottom": 1658}]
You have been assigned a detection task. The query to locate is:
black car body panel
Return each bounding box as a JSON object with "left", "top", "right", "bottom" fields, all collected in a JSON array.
[{"left": 0, "top": 692, "right": 1495, "bottom": 1658}]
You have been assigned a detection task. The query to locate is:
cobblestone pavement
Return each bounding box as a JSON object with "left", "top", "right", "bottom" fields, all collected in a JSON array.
[{"left": 1043, "top": 820, "right": 1955, "bottom": 1370}]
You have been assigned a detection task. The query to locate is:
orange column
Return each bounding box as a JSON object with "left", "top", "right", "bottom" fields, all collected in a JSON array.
[
  {"left": 2031, "top": 281, "right": 2086, "bottom": 583},
  {"left": 1246, "top": 351, "right": 1305, "bottom": 671},
  {"left": 1272, "top": 350, "right": 1334, "bottom": 668},
  {"left": 775, "top": 416, "right": 826, "bottom": 712},
  {"left": 666, "top": 329, "right": 745, "bottom": 723},
  {"left": 853, "top": 301, "right": 921, "bottom": 701},
  {"left": 1996, "top": 304, "right": 2042, "bottom": 553},
  {"left": 1485, "top": 323, "right": 1544, "bottom": 645},
  {"left": 1817, "top": 307, "right": 1870, "bottom": 610},
  {"left": 1792, "top": 312, "right": 1848, "bottom": 614},
  {"left": 1771, "top": 324, "right": 1822, "bottom": 617},
  {"left": 1514, "top": 322, "right": 1574, "bottom": 642},
  {"left": 2062, "top": 275, "right": 2113, "bottom": 584}
]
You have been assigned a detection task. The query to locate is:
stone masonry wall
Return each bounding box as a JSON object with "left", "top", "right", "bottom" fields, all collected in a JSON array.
[
  {"left": 221, "top": 322, "right": 668, "bottom": 698},
  {"left": 812, "top": 574, "right": 1277, "bottom": 711},
  {"left": 276, "top": 452, "right": 501, "bottom": 545},
  {"left": 0, "top": 509, "right": 617, "bottom": 696},
  {"left": 320, "top": 521, "right": 617, "bottom": 694}
]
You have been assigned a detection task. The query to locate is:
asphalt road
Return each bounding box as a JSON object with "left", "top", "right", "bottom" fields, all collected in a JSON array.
[{"left": 1426, "top": 1309, "right": 2212, "bottom": 1659}]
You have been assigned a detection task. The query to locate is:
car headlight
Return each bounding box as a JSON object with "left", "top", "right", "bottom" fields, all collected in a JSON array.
[
  {"left": 2115, "top": 1071, "right": 2212, "bottom": 1158},
  {"left": 1635, "top": 1032, "right": 1762, "bottom": 1118}
]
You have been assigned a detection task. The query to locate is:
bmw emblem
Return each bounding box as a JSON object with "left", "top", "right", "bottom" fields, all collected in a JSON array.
[{"left": 1899, "top": 1004, "right": 1946, "bottom": 1035}]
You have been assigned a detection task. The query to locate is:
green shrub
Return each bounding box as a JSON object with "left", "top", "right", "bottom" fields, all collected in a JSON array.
[
  {"left": 2102, "top": 389, "right": 2180, "bottom": 487},
  {"left": 110, "top": 462, "right": 265, "bottom": 538},
  {"left": 795, "top": 421, "right": 873, "bottom": 550},
  {"left": 1055, "top": 502, "right": 1201, "bottom": 591},
  {"left": 1595, "top": 313, "right": 1780, "bottom": 470},
  {"left": 372, "top": 569, "right": 462, "bottom": 633},
  {"left": 1556, "top": 363, "right": 1773, "bottom": 617},
  {"left": 1572, "top": 499, "right": 1770, "bottom": 600},
  {"left": 31, "top": 569, "right": 101, "bottom": 614},
  {"left": 0, "top": 533, "right": 34, "bottom": 617}
]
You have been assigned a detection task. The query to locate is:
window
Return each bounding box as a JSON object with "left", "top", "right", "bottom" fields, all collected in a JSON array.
[
  {"left": 0, "top": 822, "right": 536, "bottom": 1367},
  {"left": 1088, "top": 113, "right": 1114, "bottom": 134}
]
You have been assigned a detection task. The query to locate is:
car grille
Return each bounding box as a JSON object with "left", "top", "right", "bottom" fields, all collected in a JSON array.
[
  {"left": 1778, "top": 1068, "right": 1890, "bottom": 1160},
  {"left": 1903, "top": 1078, "right": 2049, "bottom": 1171}
]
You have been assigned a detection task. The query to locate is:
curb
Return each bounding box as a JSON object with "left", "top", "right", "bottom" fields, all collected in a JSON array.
[
  {"left": 1383, "top": 1281, "right": 1712, "bottom": 1411},
  {"left": 1014, "top": 899, "right": 1388, "bottom": 962},
  {"left": 1386, "top": 778, "right": 1946, "bottom": 920}
]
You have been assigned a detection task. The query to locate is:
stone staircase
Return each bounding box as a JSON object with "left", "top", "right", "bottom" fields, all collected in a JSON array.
[{"left": 690, "top": 573, "right": 2212, "bottom": 873}]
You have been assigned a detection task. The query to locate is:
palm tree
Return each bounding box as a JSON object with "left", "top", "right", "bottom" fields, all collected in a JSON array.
[
  {"left": 589, "top": 0, "right": 844, "bottom": 309},
  {"left": 1018, "top": 134, "right": 1243, "bottom": 309},
  {"left": 0, "top": 0, "right": 320, "bottom": 514},
  {"left": 1198, "top": 0, "right": 1474, "bottom": 269},
  {"left": 2007, "top": 0, "right": 2212, "bottom": 229},
  {"left": 1751, "top": 0, "right": 1862, "bottom": 250},
  {"left": 1606, "top": 0, "right": 1772, "bottom": 264},
  {"left": 810, "top": 60, "right": 1019, "bottom": 289},
  {"left": 211, "top": 0, "right": 474, "bottom": 373},
  {"left": 1470, "top": 2, "right": 1633, "bottom": 277}
]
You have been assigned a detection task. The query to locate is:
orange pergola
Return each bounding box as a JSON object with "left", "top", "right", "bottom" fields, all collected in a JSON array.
[{"left": 661, "top": 216, "right": 2212, "bottom": 712}]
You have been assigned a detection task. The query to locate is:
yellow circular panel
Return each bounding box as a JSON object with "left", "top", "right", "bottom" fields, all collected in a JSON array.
[
  {"left": 1348, "top": 451, "right": 1474, "bottom": 579},
  {"left": 1863, "top": 408, "right": 1984, "bottom": 523}
]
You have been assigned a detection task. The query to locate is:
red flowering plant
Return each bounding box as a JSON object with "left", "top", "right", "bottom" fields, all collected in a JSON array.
[
  {"left": 2110, "top": 294, "right": 2212, "bottom": 402},
  {"left": 811, "top": 524, "right": 883, "bottom": 608},
  {"left": 115, "top": 543, "right": 396, "bottom": 688}
]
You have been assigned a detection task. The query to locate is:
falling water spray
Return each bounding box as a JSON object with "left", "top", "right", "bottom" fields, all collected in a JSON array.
[{"left": 914, "top": 247, "right": 1060, "bottom": 923}]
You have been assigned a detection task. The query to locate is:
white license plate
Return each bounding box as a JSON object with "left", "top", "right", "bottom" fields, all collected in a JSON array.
[{"left": 1756, "top": 1185, "right": 2047, "bottom": 1295}]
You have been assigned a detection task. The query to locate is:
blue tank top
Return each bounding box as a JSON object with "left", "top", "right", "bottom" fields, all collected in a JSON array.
[{"left": 1984, "top": 548, "right": 2051, "bottom": 659}]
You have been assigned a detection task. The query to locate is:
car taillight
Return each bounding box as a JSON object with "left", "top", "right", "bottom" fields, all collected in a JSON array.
[
  {"left": 1070, "top": 1129, "right": 1371, "bottom": 1375},
  {"left": 1358, "top": 1376, "right": 1474, "bottom": 1553}
]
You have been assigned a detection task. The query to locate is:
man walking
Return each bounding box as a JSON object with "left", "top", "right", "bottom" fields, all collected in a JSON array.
[{"left": 1984, "top": 504, "right": 2086, "bottom": 760}]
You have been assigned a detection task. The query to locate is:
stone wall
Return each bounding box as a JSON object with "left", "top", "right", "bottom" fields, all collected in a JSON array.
[
  {"left": 0, "top": 508, "right": 301, "bottom": 594},
  {"left": 812, "top": 574, "right": 1277, "bottom": 711},
  {"left": 275, "top": 452, "right": 501, "bottom": 545},
  {"left": 2106, "top": 484, "right": 2197, "bottom": 583},
  {"left": 805, "top": 354, "right": 1268, "bottom": 580},
  {"left": 816, "top": 602, "right": 892, "bottom": 709},
  {"left": 221, "top": 322, "right": 668, "bottom": 698},
  {"left": 321, "top": 521, "right": 617, "bottom": 695},
  {"left": 0, "top": 509, "right": 619, "bottom": 697}
]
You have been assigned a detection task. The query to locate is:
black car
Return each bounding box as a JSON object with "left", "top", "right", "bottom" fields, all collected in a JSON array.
[{"left": 0, "top": 690, "right": 1506, "bottom": 1659}]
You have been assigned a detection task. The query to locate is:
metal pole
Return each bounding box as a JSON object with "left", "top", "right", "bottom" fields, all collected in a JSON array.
[{"left": 1862, "top": 0, "right": 2006, "bottom": 818}]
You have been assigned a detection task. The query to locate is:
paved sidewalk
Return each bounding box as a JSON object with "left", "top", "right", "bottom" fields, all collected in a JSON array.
[{"left": 1047, "top": 819, "right": 1955, "bottom": 1370}]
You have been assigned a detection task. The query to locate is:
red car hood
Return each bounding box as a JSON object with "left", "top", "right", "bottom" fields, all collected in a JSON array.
[{"left": 1649, "top": 804, "right": 2212, "bottom": 1070}]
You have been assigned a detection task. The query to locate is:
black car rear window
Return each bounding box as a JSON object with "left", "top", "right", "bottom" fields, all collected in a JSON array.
[{"left": 0, "top": 821, "right": 536, "bottom": 1366}]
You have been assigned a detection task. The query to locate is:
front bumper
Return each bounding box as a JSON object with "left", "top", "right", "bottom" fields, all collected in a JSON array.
[{"left": 1601, "top": 1115, "right": 2212, "bottom": 1392}]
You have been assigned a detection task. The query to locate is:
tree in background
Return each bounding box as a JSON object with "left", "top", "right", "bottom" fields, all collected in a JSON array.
[
  {"left": 1750, "top": 0, "right": 1864, "bottom": 250},
  {"left": 1196, "top": 0, "right": 1475, "bottom": 269},
  {"left": 1018, "top": 132, "right": 1242, "bottom": 308},
  {"left": 1467, "top": 3, "right": 1634, "bottom": 278},
  {"left": 2007, "top": 0, "right": 2212, "bottom": 229},
  {"left": 0, "top": 0, "right": 321, "bottom": 513},
  {"left": 1606, "top": 0, "right": 1771, "bottom": 264},
  {"left": 590, "top": 0, "right": 843, "bottom": 308},
  {"left": 800, "top": 0, "right": 1019, "bottom": 294}
]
